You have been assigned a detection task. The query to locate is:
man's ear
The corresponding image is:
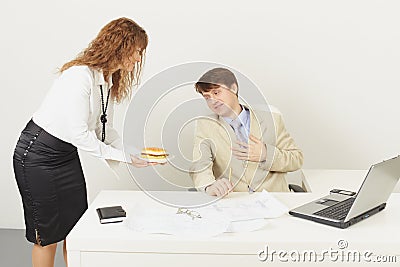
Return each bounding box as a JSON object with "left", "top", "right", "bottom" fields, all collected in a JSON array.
[{"left": 230, "top": 84, "right": 238, "bottom": 95}]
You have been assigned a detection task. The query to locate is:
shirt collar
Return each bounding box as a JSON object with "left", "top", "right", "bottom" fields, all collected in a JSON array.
[
  {"left": 223, "top": 105, "right": 249, "bottom": 126},
  {"left": 93, "top": 68, "right": 113, "bottom": 88}
]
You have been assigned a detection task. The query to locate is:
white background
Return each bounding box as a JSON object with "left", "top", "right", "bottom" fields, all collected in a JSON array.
[{"left": 1, "top": 0, "right": 399, "bottom": 228}]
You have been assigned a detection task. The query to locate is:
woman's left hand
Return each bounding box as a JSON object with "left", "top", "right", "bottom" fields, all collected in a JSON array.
[
  {"left": 129, "top": 155, "right": 158, "bottom": 168},
  {"left": 130, "top": 155, "right": 167, "bottom": 168}
]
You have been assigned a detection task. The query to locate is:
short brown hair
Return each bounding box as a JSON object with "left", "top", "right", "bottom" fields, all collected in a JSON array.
[{"left": 195, "top": 68, "right": 238, "bottom": 95}]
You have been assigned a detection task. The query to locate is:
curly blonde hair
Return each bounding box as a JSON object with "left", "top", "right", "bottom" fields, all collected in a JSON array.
[{"left": 60, "top": 17, "right": 148, "bottom": 103}]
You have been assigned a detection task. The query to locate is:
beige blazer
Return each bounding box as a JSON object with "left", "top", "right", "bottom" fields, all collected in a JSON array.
[{"left": 190, "top": 106, "right": 304, "bottom": 192}]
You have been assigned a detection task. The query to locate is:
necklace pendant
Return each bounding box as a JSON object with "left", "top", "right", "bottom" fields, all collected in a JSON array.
[
  {"left": 248, "top": 185, "right": 255, "bottom": 194},
  {"left": 100, "top": 114, "right": 107, "bottom": 123}
]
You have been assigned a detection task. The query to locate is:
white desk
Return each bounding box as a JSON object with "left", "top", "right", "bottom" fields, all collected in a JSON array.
[{"left": 67, "top": 171, "right": 400, "bottom": 266}]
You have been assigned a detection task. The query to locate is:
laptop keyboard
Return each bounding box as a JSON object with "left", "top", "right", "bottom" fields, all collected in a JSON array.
[{"left": 313, "top": 198, "right": 355, "bottom": 220}]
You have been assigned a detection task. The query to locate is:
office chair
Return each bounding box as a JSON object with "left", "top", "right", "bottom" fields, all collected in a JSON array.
[{"left": 288, "top": 184, "right": 306, "bottom": 192}]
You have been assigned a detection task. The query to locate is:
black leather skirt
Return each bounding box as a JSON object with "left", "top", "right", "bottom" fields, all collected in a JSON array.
[{"left": 13, "top": 119, "right": 88, "bottom": 246}]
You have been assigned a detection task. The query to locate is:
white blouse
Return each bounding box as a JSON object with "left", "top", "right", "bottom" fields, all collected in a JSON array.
[{"left": 33, "top": 65, "right": 129, "bottom": 163}]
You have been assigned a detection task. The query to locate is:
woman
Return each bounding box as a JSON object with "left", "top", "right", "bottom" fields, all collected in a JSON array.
[{"left": 13, "top": 17, "right": 153, "bottom": 267}]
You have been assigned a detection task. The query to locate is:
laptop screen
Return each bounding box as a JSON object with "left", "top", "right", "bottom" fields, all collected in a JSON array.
[{"left": 345, "top": 156, "right": 400, "bottom": 220}]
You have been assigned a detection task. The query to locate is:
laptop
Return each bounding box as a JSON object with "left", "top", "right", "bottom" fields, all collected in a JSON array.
[{"left": 289, "top": 155, "right": 400, "bottom": 228}]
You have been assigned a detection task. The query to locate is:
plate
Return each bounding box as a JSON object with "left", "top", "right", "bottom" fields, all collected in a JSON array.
[{"left": 137, "top": 154, "right": 174, "bottom": 163}]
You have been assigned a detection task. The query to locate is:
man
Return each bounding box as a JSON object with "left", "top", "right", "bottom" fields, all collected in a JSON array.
[{"left": 190, "top": 67, "right": 303, "bottom": 196}]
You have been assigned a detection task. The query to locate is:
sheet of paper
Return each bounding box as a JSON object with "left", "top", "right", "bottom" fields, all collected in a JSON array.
[
  {"left": 127, "top": 205, "right": 230, "bottom": 237},
  {"left": 127, "top": 191, "right": 287, "bottom": 236},
  {"left": 226, "top": 219, "right": 268, "bottom": 233},
  {"left": 198, "top": 190, "right": 288, "bottom": 221}
]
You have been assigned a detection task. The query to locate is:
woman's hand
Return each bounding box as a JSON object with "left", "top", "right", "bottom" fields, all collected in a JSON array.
[{"left": 129, "top": 155, "right": 158, "bottom": 168}]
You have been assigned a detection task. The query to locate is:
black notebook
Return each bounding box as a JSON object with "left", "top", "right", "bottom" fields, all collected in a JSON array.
[{"left": 96, "top": 206, "right": 126, "bottom": 224}]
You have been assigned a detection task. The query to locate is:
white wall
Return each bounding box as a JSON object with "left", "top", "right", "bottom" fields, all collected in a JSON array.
[{"left": 1, "top": 0, "right": 399, "bottom": 228}]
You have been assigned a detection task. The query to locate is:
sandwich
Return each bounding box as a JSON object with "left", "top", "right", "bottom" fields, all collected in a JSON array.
[{"left": 140, "top": 147, "right": 169, "bottom": 160}]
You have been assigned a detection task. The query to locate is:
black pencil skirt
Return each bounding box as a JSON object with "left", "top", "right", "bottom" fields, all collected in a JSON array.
[{"left": 13, "top": 119, "right": 88, "bottom": 246}]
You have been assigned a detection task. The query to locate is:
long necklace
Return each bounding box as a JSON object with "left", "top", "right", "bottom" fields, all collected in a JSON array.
[
  {"left": 100, "top": 85, "right": 111, "bottom": 142},
  {"left": 239, "top": 178, "right": 255, "bottom": 193}
]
